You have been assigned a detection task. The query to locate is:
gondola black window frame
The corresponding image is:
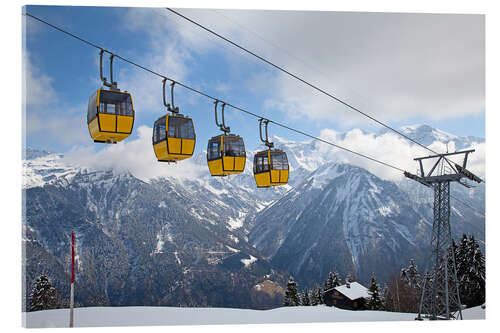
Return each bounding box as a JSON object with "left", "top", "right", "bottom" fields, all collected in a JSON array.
[
  {"left": 254, "top": 154, "right": 270, "bottom": 173},
  {"left": 87, "top": 91, "right": 98, "bottom": 123},
  {"left": 153, "top": 116, "right": 167, "bottom": 144},
  {"left": 223, "top": 136, "right": 246, "bottom": 158},
  {"left": 271, "top": 152, "right": 289, "bottom": 170},
  {"left": 207, "top": 139, "right": 221, "bottom": 161}
]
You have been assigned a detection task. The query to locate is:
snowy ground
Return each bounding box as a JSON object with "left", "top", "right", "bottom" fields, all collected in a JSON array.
[{"left": 23, "top": 305, "right": 485, "bottom": 328}]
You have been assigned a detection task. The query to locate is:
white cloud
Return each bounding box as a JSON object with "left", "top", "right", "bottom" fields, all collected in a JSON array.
[
  {"left": 63, "top": 125, "right": 204, "bottom": 181},
  {"left": 23, "top": 52, "right": 57, "bottom": 107},
  {"left": 171, "top": 9, "right": 484, "bottom": 126},
  {"left": 26, "top": 110, "right": 89, "bottom": 146},
  {"left": 316, "top": 128, "right": 485, "bottom": 182},
  {"left": 23, "top": 53, "right": 90, "bottom": 147},
  {"left": 114, "top": 9, "right": 194, "bottom": 115},
  {"left": 115, "top": 9, "right": 485, "bottom": 130}
]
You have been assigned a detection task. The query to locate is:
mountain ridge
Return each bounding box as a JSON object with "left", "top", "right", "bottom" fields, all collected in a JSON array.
[{"left": 22, "top": 123, "right": 485, "bottom": 307}]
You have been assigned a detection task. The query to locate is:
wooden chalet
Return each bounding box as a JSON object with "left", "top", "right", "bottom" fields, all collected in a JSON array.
[{"left": 323, "top": 281, "right": 370, "bottom": 310}]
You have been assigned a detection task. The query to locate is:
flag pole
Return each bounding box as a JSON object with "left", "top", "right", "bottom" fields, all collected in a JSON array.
[{"left": 69, "top": 231, "right": 75, "bottom": 328}]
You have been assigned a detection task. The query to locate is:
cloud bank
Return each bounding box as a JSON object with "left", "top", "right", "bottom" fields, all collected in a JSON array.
[
  {"left": 316, "top": 128, "right": 485, "bottom": 182},
  {"left": 63, "top": 126, "right": 204, "bottom": 182},
  {"left": 176, "top": 9, "right": 484, "bottom": 127}
]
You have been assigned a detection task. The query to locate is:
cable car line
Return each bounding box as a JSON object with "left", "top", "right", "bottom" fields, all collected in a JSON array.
[
  {"left": 165, "top": 8, "right": 458, "bottom": 161},
  {"left": 24, "top": 12, "right": 485, "bottom": 215},
  {"left": 449, "top": 193, "right": 485, "bottom": 217},
  {"left": 25, "top": 12, "right": 407, "bottom": 174}
]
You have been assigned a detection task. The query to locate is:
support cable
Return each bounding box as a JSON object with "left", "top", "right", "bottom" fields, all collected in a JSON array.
[
  {"left": 24, "top": 12, "right": 405, "bottom": 173},
  {"left": 165, "top": 8, "right": 467, "bottom": 164},
  {"left": 24, "top": 12, "right": 485, "bottom": 217}
]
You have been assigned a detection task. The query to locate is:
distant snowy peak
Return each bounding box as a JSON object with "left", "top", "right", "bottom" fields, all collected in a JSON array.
[
  {"left": 24, "top": 147, "right": 53, "bottom": 160},
  {"left": 22, "top": 150, "right": 79, "bottom": 189},
  {"left": 399, "top": 124, "right": 458, "bottom": 144},
  {"left": 377, "top": 124, "right": 483, "bottom": 151},
  {"left": 305, "top": 162, "right": 348, "bottom": 189}
]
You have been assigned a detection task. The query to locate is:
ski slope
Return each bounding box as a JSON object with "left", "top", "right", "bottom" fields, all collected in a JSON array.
[{"left": 23, "top": 305, "right": 485, "bottom": 328}]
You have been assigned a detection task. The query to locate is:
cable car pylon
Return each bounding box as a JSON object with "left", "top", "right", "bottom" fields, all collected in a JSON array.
[{"left": 405, "top": 149, "right": 483, "bottom": 320}]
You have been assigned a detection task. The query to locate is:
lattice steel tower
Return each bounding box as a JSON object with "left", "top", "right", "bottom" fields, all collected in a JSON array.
[{"left": 404, "top": 149, "right": 482, "bottom": 320}]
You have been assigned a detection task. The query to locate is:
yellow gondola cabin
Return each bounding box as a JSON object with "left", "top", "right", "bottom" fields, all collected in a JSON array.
[
  {"left": 253, "top": 149, "right": 289, "bottom": 187},
  {"left": 207, "top": 134, "right": 246, "bottom": 176},
  {"left": 153, "top": 114, "right": 196, "bottom": 162},
  {"left": 87, "top": 88, "right": 135, "bottom": 143},
  {"left": 253, "top": 118, "right": 289, "bottom": 187}
]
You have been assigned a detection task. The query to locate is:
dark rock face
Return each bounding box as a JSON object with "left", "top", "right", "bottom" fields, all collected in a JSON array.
[
  {"left": 23, "top": 124, "right": 485, "bottom": 309},
  {"left": 23, "top": 170, "right": 287, "bottom": 310},
  {"left": 249, "top": 163, "right": 484, "bottom": 287}
]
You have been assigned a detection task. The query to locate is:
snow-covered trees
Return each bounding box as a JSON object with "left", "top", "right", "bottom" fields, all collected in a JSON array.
[
  {"left": 367, "top": 273, "right": 383, "bottom": 310},
  {"left": 346, "top": 273, "right": 355, "bottom": 283},
  {"left": 310, "top": 286, "right": 322, "bottom": 306},
  {"left": 284, "top": 276, "right": 301, "bottom": 306},
  {"left": 455, "top": 234, "right": 485, "bottom": 308},
  {"left": 383, "top": 269, "right": 419, "bottom": 313},
  {"left": 406, "top": 260, "right": 421, "bottom": 290},
  {"left": 28, "top": 274, "right": 62, "bottom": 312},
  {"left": 301, "top": 289, "right": 311, "bottom": 306},
  {"left": 324, "top": 271, "right": 341, "bottom": 291}
]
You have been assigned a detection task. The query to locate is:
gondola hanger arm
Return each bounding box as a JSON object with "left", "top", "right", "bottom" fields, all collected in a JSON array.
[
  {"left": 214, "top": 100, "right": 230, "bottom": 134},
  {"left": 99, "top": 49, "right": 118, "bottom": 90},
  {"left": 163, "top": 78, "right": 179, "bottom": 114},
  {"left": 259, "top": 118, "right": 274, "bottom": 148}
]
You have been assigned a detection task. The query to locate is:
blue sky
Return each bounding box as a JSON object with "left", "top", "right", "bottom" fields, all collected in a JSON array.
[{"left": 24, "top": 6, "right": 485, "bottom": 156}]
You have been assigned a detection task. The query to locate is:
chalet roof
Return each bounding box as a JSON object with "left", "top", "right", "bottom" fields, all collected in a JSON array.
[{"left": 325, "top": 282, "right": 370, "bottom": 300}]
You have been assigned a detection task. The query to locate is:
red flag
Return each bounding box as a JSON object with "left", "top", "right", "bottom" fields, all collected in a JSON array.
[{"left": 71, "top": 231, "right": 75, "bottom": 283}]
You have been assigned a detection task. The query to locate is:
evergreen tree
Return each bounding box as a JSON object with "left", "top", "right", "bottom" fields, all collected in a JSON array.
[
  {"left": 325, "top": 272, "right": 335, "bottom": 290},
  {"left": 28, "top": 274, "right": 61, "bottom": 312},
  {"left": 301, "top": 288, "right": 311, "bottom": 306},
  {"left": 310, "top": 286, "right": 322, "bottom": 306},
  {"left": 406, "top": 259, "right": 421, "bottom": 290},
  {"left": 367, "top": 273, "right": 383, "bottom": 310},
  {"left": 455, "top": 234, "right": 469, "bottom": 281},
  {"left": 332, "top": 272, "right": 341, "bottom": 287},
  {"left": 317, "top": 286, "right": 324, "bottom": 305},
  {"left": 402, "top": 259, "right": 422, "bottom": 303},
  {"left": 284, "top": 276, "right": 301, "bottom": 306},
  {"left": 457, "top": 235, "right": 485, "bottom": 307}
]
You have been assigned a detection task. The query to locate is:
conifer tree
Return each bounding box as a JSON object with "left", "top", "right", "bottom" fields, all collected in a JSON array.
[
  {"left": 310, "top": 286, "right": 321, "bottom": 306},
  {"left": 28, "top": 274, "right": 61, "bottom": 312},
  {"left": 455, "top": 234, "right": 468, "bottom": 281},
  {"left": 332, "top": 272, "right": 341, "bottom": 287},
  {"left": 325, "top": 272, "right": 335, "bottom": 290},
  {"left": 367, "top": 273, "right": 383, "bottom": 310},
  {"left": 284, "top": 276, "right": 301, "bottom": 306},
  {"left": 302, "top": 288, "right": 311, "bottom": 306},
  {"left": 457, "top": 235, "right": 485, "bottom": 307},
  {"left": 406, "top": 259, "right": 421, "bottom": 290},
  {"left": 317, "top": 286, "right": 324, "bottom": 305}
]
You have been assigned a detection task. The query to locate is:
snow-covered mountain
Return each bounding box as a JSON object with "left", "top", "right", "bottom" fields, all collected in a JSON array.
[
  {"left": 249, "top": 162, "right": 427, "bottom": 286},
  {"left": 22, "top": 124, "right": 485, "bottom": 308},
  {"left": 383, "top": 124, "right": 484, "bottom": 151}
]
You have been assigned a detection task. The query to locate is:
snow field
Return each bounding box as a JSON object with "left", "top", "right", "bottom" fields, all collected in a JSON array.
[{"left": 23, "top": 305, "right": 484, "bottom": 328}]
